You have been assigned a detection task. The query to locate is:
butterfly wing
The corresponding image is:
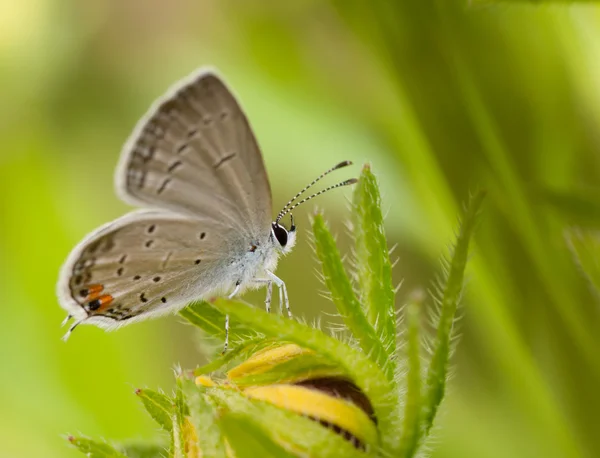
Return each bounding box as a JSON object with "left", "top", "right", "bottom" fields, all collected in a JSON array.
[
  {"left": 57, "top": 210, "right": 238, "bottom": 330},
  {"left": 115, "top": 69, "right": 272, "bottom": 240}
]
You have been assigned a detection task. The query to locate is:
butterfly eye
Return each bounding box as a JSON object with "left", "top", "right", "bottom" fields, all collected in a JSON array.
[{"left": 272, "top": 223, "right": 288, "bottom": 247}]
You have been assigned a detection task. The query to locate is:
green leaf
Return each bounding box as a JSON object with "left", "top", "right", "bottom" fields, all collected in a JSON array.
[
  {"left": 209, "top": 387, "right": 375, "bottom": 458},
  {"left": 312, "top": 214, "right": 394, "bottom": 381},
  {"left": 179, "top": 300, "right": 257, "bottom": 344},
  {"left": 184, "top": 381, "right": 228, "bottom": 457},
  {"left": 206, "top": 298, "right": 399, "bottom": 456},
  {"left": 422, "top": 190, "right": 485, "bottom": 435},
  {"left": 566, "top": 228, "right": 600, "bottom": 295},
  {"left": 136, "top": 389, "right": 174, "bottom": 432},
  {"left": 220, "top": 413, "right": 299, "bottom": 458},
  {"left": 170, "top": 414, "right": 183, "bottom": 458},
  {"left": 398, "top": 292, "right": 424, "bottom": 458},
  {"left": 352, "top": 164, "right": 397, "bottom": 356},
  {"left": 175, "top": 376, "right": 190, "bottom": 455},
  {"left": 169, "top": 375, "right": 193, "bottom": 458},
  {"left": 67, "top": 437, "right": 127, "bottom": 458},
  {"left": 121, "top": 443, "right": 168, "bottom": 458}
]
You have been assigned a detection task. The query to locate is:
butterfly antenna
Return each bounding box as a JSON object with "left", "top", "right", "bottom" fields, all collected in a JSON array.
[
  {"left": 275, "top": 160, "right": 353, "bottom": 222},
  {"left": 276, "top": 178, "right": 358, "bottom": 223}
]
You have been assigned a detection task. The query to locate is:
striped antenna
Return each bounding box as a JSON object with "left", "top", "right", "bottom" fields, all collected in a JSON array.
[
  {"left": 276, "top": 178, "right": 358, "bottom": 223},
  {"left": 275, "top": 160, "right": 353, "bottom": 223}
]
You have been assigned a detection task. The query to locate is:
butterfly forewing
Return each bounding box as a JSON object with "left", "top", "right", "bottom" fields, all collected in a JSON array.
[
  {"left": 58, "top": 210, "right": 241, "bottom": 328},
  {"left": 115, "top": 70, "right": 272, "bottom": 240}
]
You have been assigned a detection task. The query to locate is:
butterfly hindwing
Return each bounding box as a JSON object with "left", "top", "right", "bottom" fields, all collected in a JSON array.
[{"left": 57, "top": 210, "right": 237, "bottom": 330}]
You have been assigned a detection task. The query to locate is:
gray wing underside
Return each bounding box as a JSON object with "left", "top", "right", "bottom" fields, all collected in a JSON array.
[
  {"left": 57, "top": 210, "right": 236, "bottom": 329},
  {"left": 115, "top": 70, "right": 273, "bottom": 240}
]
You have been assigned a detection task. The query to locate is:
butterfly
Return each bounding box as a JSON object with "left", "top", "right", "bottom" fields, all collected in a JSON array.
[{"left": 57, "top": 68, "right": 356, "bottom": 349}]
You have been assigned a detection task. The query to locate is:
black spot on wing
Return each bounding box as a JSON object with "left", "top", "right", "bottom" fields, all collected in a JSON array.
[
  {"left": 167, "top": 160, "right": 182, "bottom": 173},
  {"left": 214, "top": 153, "right": 236, "bottom": 170},
  {"left": 157, "top": 178, "right": 171, "bottom": 194},
  {"left": 88, "top": 299, "right": 101, "bottom": 311}
]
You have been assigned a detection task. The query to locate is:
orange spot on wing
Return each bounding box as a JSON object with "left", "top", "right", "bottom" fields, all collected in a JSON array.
[
  {"left": 95, "top": 294, "right": 113, "bottom": 312},
  {"left": 80, "top": 284, "right": 104, "bottom": 300}
]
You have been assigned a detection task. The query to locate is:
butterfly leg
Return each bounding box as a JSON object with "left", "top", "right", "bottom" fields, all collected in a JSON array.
[
  {"left": 223, "top": 281, "right": 242, "bottom": 353},
  {"left": 223, "top": 314, "right": 230, "bottom": 353},
  {"left": 265, "top": 281, "right": 273, "bottom": 313},
  {"left": 266, "top": 271, "right": 291, "bottom": 318},
  {"left": 245, "top": 278, "right": 273, "bottom": 313}
]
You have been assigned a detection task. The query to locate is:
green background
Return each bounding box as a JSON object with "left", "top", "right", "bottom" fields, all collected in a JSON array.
[{"left": 1, "top": 1, "right": 599, "bottom": 457}]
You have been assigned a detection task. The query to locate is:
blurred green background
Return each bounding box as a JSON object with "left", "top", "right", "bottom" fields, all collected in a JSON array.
[{"left": 1, "top": 1, "right": 600, "bottom": 457}]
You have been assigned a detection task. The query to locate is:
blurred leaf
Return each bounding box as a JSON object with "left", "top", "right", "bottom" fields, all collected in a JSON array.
[
  {"left": 67, "top": 436, "right": 127, "bottom": 458},
  {"left": 352, "top": 164, "right": 397, "bottom": 356},
  {"left": 136, "top": 389, "right": 174, "bottom": 432},
  {"left": 473, "top": 0, "right": 600, "bottom": 2},
  {"left": 449, "top": 44, "right": 599, "bottom": 376},
  {"left": 540, "top": 187, "right": 600, "bottom": 227},
  {"left": 206, "top": 298, "right": 397, "bottom": 455},
  {"left": 220, "top": 413, "right": 299, "bottom": 458},
  {"left": 398, "top": 292, "right": 424, "bottom": 458},
  {"left": 312, "top": 214, "right": 394, "bottom": 381},
  {"left": 422, "top": 190, "right": 485, "bottom": 434},
  {"left": 566, "top": 228, "right": 600, "bottom": 295}
]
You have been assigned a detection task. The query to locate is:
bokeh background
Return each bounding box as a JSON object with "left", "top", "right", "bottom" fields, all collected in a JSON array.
[{"left": 2, "top": 1, "right": 600, "bottom": 457}]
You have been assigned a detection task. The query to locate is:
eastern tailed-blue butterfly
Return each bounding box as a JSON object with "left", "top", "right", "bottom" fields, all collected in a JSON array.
[{"left": 57, "top": 68, "right": 356, "bottom": 349}]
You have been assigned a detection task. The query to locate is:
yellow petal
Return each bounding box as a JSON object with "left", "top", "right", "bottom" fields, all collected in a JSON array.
[
  {"left": 244, "top": 384, "right": 378, "bottom": 448},
  {"left": 195, "top": 375, "right": 216, "bottom": 387},
  {"left": 227, "top": 344, "right": 311, "bottom": 380},
  {"left": 183, "top": 417, "right": 200, "bottom": 458}
]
